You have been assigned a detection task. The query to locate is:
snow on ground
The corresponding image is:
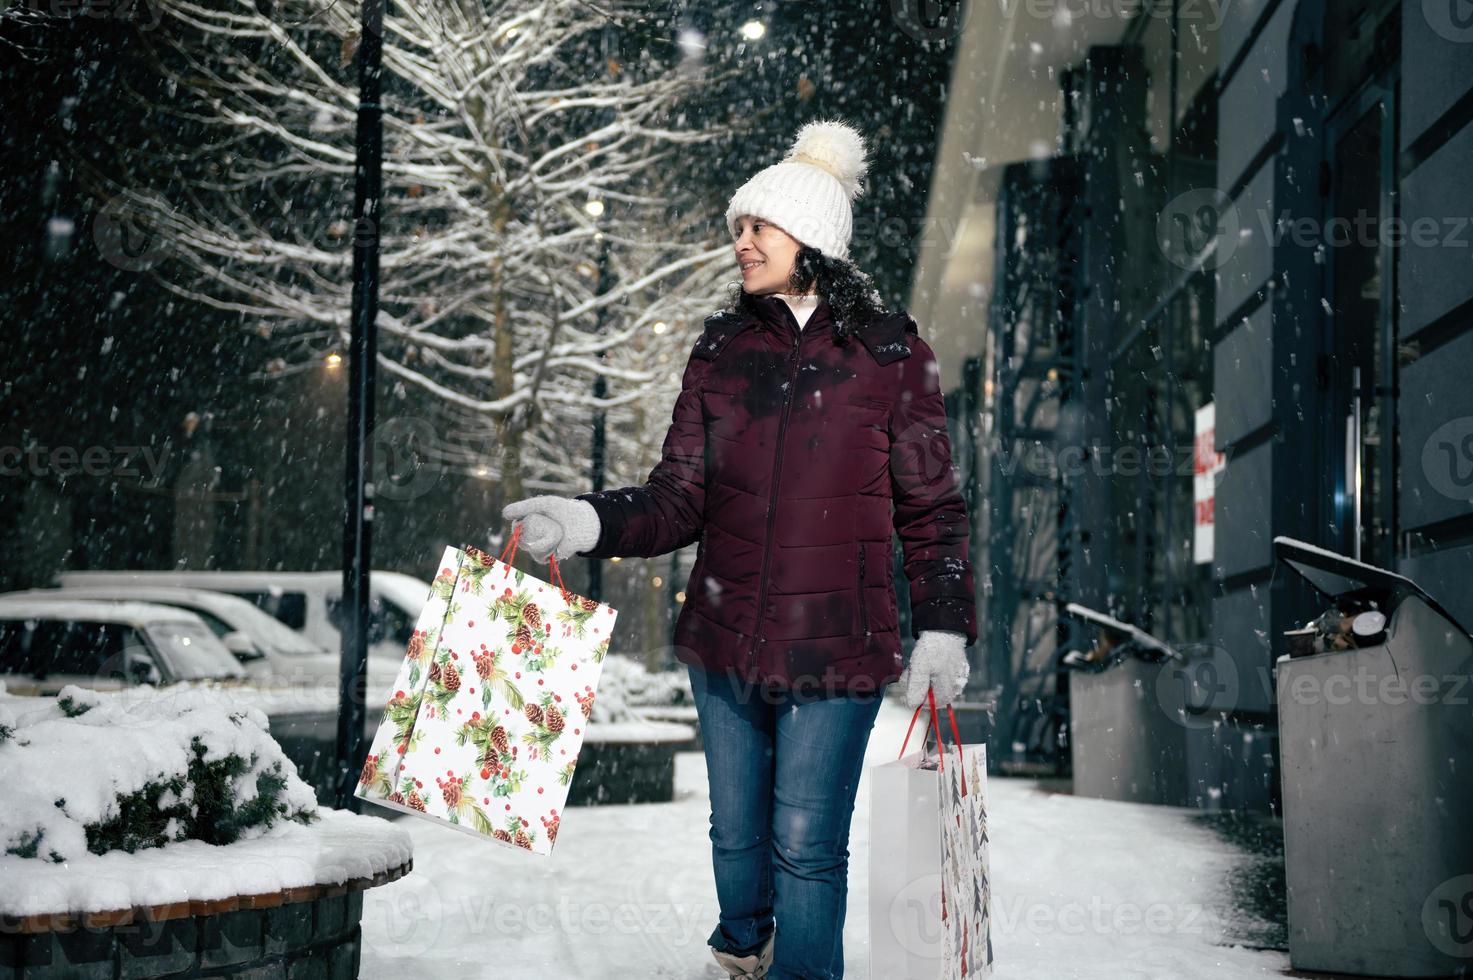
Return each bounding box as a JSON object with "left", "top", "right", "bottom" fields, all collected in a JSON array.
[
  {"left": 358, "top": 694, "right": 1291, "bottom": 979},
  {"left": 1, "top": 808, "right": 412, "bottom": 918}
]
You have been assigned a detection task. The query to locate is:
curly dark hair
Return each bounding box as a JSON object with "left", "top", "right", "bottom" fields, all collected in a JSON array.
[{"left": 723, "top": 245, "right": 892, "bottom": 345}]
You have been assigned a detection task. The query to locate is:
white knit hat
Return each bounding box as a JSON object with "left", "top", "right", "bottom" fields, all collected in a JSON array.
[{"left": 725, "top": 119, "right": 869, "bottom": 262}]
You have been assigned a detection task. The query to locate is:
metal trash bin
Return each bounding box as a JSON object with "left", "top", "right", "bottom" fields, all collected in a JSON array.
[
  {"left": 1273, "top": 535, "right": 1473, "bottom": 977},
  {"left": 1061, "top": 603, "right": 1188, "bottom": 806}
]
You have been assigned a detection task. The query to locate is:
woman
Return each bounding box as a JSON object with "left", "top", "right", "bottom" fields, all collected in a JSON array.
[{"left": 503, "top": 119, "right": 976, "bottom": 980}]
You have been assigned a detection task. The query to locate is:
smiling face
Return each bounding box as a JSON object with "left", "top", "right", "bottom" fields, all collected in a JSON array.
[{"left": 732, "top": 214, "right": 806, "bottom": 295}]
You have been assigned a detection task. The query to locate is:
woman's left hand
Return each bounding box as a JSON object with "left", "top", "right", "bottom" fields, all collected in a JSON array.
[{"left": 897, "top": 630, "right": 970, "bottom": 708}]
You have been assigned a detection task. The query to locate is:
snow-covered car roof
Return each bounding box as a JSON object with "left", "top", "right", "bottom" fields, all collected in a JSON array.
[
  {"left": 6, "top": 587, "right": 326, "bottom": 654},
  {"left": 0, "top": 595, "right": 207, "bottom": 627},
  {"left": 370, "top": 572, "right": 433, "bottom": 613},
  {"left": 55, "top": 569, "right": 433, "bottom": 611},
  {"left": 58, "top": 570, "right": 350, "bottom": 589}
]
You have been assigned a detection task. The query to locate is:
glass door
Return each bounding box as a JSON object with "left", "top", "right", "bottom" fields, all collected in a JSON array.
[{"left": 1323, "top": 77, "right": 1399, "bottom": 568}]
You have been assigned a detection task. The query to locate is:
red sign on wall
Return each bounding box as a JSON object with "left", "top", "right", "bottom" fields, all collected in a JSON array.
[{"left": 1194, "top": 403, "right": 1226, "bottom": 564}]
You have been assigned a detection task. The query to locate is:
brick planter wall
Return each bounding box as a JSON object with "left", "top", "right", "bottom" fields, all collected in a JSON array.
[{"left": 0, "top": 862, "right": 410, "bottom": 980}]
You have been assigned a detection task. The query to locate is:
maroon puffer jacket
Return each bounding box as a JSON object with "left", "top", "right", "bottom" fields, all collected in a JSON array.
[{"left": 576, "top": 292, "right": 976, "bottom": 698}]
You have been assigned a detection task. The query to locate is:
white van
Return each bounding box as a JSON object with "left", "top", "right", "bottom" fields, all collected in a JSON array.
[{"left": 53, "top": 569, "right": 431, "bottom": 669}]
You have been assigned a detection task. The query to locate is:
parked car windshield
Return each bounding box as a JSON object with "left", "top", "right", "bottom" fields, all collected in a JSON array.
[
  {"left": 237, "top": 605, "right": 326, "bottom": 657},
  {"left": 143, "top": 620, "right": 246, "bottom": 681}
]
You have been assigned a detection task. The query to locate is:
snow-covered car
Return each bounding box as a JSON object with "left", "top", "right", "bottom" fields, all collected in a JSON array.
[
  {"left": 54, "top": 569, "right": 431, "bottom": 669},
  {"left": 1, "top": 586, "right": 355, "bottom": 688},
  {"left": 0, "top": 597, "right": 246, "bottom": 695}
]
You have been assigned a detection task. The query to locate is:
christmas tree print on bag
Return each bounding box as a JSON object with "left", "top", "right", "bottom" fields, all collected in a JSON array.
[{"left": 356, "top": 534, "right": 618, "bottom": 855}]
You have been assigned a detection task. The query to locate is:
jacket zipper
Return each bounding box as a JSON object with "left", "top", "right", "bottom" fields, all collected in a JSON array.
[
  {"left": 858, "top": 545, "right": 869, "bottom": 636},
  {"left": 750, "top": 325, "right": 803, "bottom": 661}
]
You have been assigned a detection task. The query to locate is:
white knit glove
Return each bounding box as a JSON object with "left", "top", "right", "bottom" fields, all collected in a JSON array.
[
  {"left": 896, "top": 630, "right": 970, "bottom": 708},
  {"left": 501, "top": 496, "right": 601, "bottom": 562}
]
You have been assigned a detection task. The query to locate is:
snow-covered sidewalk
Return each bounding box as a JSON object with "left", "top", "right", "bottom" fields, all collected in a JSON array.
[{"left": 358, "top": 694, "right": 1290, "bottom": 979}]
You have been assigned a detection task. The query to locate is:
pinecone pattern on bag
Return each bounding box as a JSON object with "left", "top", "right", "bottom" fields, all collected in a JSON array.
[
  {"left": 574, "top": 685, "right": 595, "bottom": 719},
  {"left": 365, "top": 544, "right": 621, "bottom": 855}
]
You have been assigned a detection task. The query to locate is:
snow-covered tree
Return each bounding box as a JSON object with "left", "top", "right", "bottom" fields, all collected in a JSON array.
[{"left": 88, "top": 0, "right": 741, "bottom": 501}]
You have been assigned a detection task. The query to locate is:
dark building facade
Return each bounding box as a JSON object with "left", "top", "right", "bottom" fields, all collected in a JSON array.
[{"left": 936, "top": 1, "right": 1473, "bottom": 811}]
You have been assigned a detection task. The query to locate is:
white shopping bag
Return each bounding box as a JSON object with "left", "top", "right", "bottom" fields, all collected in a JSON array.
[
  {"left": 356, "top": 531, "right": 618, "bottom": 855},
  {"left": 870, "top": 691, "right": 993, "bottom": 978},
  {"left": 938, "top": 734, "right": 992, "bottom": 978}
]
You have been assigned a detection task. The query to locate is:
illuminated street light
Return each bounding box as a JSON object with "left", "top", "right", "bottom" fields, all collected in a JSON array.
[
  {"left": 740, "top": 19, "right": 765, "bottom": 41},
  {"left": 325, "top": 352, "right": 343, "bottom": 368},
  {"left": 584, "top": 198, "right": 605, "bottom": 218}
]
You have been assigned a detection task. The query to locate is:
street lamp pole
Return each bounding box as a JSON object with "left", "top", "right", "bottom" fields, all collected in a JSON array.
[
  {"left": 588, "top": 232, "right": 611, "bottom": 602},
  {"left": 335, "top": 0, "right": 385, "bottom": 812},
  {"left": 586, "top": 21, "right": 617, "bottom": 604}
]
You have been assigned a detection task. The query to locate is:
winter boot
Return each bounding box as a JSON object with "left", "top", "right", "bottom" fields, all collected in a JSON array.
[{"left": 709, "top": 933, "right": 774, "bottom": 978}]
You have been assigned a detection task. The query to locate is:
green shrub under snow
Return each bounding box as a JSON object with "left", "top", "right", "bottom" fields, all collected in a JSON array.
[{"left": 0, "top": 684, "right": 318, "bottom": 863}]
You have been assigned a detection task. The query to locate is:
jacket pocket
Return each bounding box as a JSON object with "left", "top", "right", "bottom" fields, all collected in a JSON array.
[
  {"left": 857, "top": 543, "right": 870, "bottom": 636},
  {"left": 845, "top": 393, "right": 890, "bottom": 412}
]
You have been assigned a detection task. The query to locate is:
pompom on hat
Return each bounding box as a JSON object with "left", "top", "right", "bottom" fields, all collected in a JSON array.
[{"left": 725, "top": 119, "right": 869, "bottom": 262}]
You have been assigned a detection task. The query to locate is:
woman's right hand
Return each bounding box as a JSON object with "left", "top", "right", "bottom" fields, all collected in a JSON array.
[{"left": 501, "top": 496, "right": 601, "bottom": 562}]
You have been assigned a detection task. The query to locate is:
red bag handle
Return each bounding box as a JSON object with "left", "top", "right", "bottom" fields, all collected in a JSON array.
[
  {"left": 499, "top": 520, "right": 522, "bottom": 568},
  {"left": 499, "top": 519, "right": 576, "bottom": 606},
  {"left": 546, "top": 554, "right": 575, "bottom": 606},
  {"left": 897, "top": 685, "right": 969, "bottom": 797}
]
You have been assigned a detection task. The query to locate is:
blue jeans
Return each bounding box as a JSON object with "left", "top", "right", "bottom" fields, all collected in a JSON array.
[{"left": 688, "top": 664, "right": 885, "bottom": 980}]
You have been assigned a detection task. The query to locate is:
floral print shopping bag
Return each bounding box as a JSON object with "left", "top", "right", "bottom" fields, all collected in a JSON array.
[{"left": 356, "top": 526, "right": 617, "bottom": 855}]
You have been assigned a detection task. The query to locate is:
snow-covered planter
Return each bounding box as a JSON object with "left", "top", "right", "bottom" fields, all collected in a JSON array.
[
  {"left": 0, "top": 684, "right": 320, "bottom": 863},
  {"left": 594, "top": 655, "right": 702, "bottom": 750},
  {"left": 567, "top": 657, "right": 695, "bottom": 806},
  {"left": 0, "top": 685, "right": 413, "bottom": 979},
  {"left": 592, "top": 654, "right": 695, "bottom": 710}
]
